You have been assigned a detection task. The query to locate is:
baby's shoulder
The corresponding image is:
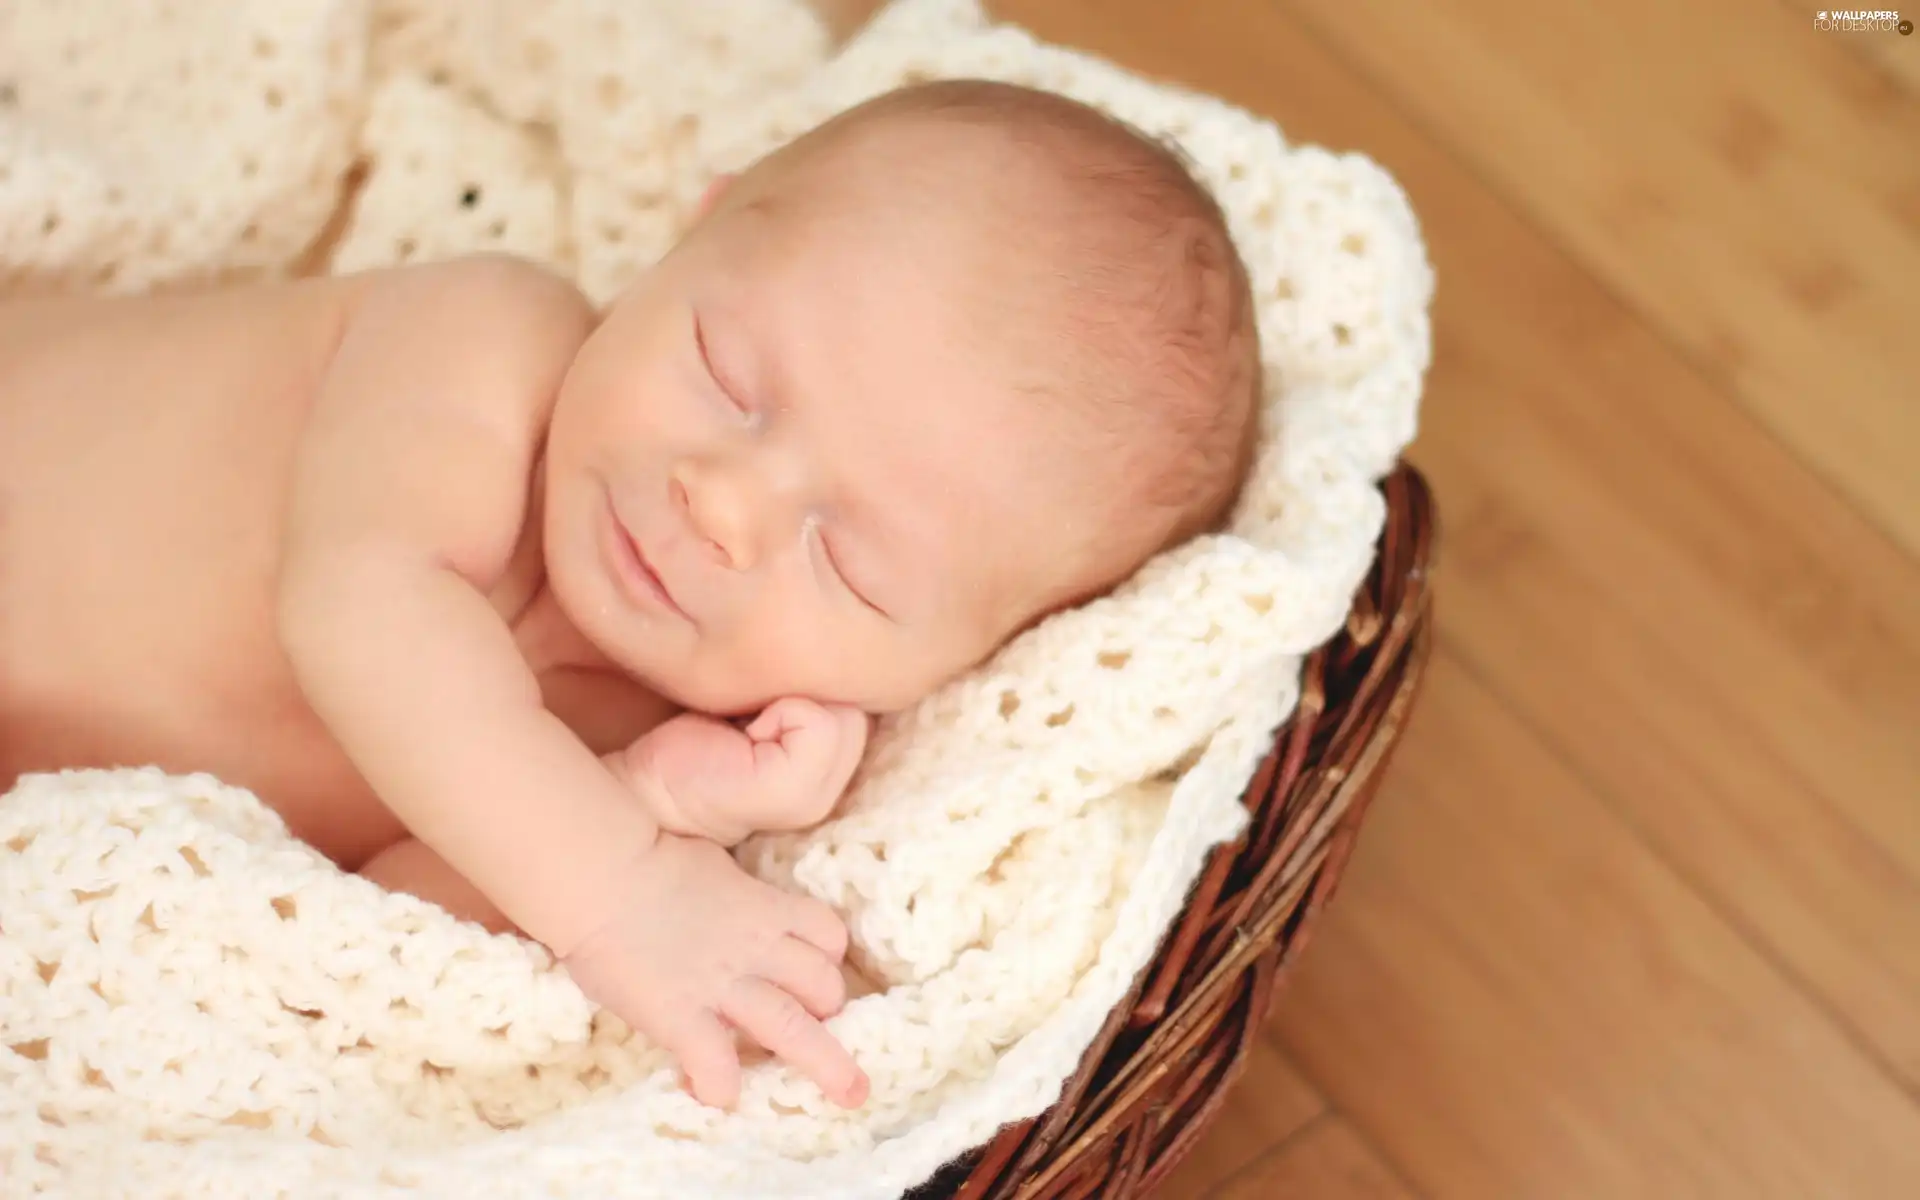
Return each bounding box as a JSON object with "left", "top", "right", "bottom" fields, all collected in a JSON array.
[
  {"left": 360, "top": 255, "right": 594, "bottom": 425},
  {"left": 291, "top": 256, "right": 598, "bottom": 579},
  {"left": 360, "top": 252, "right": 587, "bottom": 307},
  {"left": 341, "top": 253, "right": 594, "bottom": 351}
]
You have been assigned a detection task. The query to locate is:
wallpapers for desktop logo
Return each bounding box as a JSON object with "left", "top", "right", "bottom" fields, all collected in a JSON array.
[{"left": 1814, "top": 9, "right": 1914, "bottom": 32}]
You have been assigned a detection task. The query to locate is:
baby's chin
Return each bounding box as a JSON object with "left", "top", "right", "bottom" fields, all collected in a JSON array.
[
  {"left": 632, "top": 664, "right": 829, "bottom": 719},
  {"left": 619, "top": 665, "right": 755, "bottom": 718},
  {"left": 641, "top": 662, "right": 923, "bottom": 720}
]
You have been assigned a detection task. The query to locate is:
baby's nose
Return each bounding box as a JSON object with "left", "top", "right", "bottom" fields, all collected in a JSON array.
[
  {"left": 673, "top": 474, "right": 749, "bottom": 569},
  {"left": 672, "top": 466, "right": 788, "bottom": 572}
]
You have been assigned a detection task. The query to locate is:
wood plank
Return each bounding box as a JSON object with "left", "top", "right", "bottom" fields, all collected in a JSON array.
[
  {"left": 1415, "top": 436, "right": 1920, "bottom": 1087},
  {"left": 988, "top": 0, "right": 1920, "bottom": 1091},
  {"left": 1860, "top": 18, "right": 1920, "bottom": 93},
  {"left": 1214, "top": 1117, "right": 1420, "bottom": 1200},
  {"left": 1272, "top": 655, "right": 1920, "bottom": 1199},
  {"left": 1858, "top": 22, "right": 1920, "bottom": 93},
  {"left": 1280, "top": 0, "right": 1920, "bottom": 557},
  {"left": 1160, "top": 1037, "right": 1328, "bottom": 1198}
]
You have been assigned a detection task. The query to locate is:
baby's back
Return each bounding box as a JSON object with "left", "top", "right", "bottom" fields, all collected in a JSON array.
[{"left": 0, "top": 273, "right": 409, "bottom": 860}]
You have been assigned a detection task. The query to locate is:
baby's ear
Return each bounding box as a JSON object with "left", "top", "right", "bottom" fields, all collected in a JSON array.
[{"left": 696, "top": 173, "right": 735, "bottom": 220}]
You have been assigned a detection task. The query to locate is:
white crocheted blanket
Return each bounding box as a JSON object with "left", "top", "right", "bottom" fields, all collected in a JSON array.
[{"left": 0, "top": 0, "right": 1432, "bottom": 1195}]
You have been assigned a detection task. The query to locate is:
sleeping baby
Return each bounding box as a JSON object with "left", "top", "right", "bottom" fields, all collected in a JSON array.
[{"left": 0, "top": 80, "right": 1260, "bottom": 1112}]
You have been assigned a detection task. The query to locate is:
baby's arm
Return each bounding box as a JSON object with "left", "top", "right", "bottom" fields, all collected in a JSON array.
[
  {"left": 604, "top": 698, "right": 870, "bottom": 847},
  {"left": 279, "top": 257, "right": 866, "bottom": 1110},
  {"left": 277, "top": 256, "right": 647, "bottom": 952}
]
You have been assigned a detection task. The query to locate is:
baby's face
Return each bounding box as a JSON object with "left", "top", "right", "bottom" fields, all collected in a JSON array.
[{"left": 541, "top": 187, "right": 1087, "bottom": 716}]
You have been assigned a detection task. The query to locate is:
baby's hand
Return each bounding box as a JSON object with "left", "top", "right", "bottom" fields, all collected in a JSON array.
[
  {"left": 612, "top": 698, "right": 870, "bottom": 846},
  {"left": 742, "top": 696, "right": 870, "bottom": 814},
  {"left": 560, "top": 833, "right": 869, "bottom": 1110}
]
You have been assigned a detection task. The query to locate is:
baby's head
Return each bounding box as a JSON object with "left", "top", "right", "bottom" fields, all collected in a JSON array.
[{"left": 544, "top": 80, "right": 1261, "bottom": 715}]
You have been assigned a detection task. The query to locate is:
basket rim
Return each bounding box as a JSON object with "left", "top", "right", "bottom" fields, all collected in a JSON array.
[{"left": 928, "top": 462, "right": 1438, "bottom": 1200}]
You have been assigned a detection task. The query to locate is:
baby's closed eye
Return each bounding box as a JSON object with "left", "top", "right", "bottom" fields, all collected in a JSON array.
[
  {"left": 804, "top": 516, "right": 888, "bottom": 619},
  {"left": 692, "top": 310, "right": 754, "bottom": 421}
]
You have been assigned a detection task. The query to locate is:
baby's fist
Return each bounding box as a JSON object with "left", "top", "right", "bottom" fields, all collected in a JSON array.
[
  {"left": 743, "top": 698, "right": 870, "bottom": 825},
  {"left": 613, "top": 700, "right": 870, "bottom": 846}
]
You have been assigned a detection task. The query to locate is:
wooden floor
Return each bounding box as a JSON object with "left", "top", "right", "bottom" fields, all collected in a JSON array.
[{"left": 811, "top": 2, "right": 1920, "bottom": 1196}]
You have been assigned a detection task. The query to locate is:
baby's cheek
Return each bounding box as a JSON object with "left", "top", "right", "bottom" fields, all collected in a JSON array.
[
  {"left": 856, "top": 639, "right": 969, "bottom": 714},
  {"left": 740, "top": 597, "right": 831, "bottom": 666}
]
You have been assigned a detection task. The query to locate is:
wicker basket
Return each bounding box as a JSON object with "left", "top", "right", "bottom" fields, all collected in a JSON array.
[{"left": 908, "top": 463, "right": 1438, "bottom": 1200}]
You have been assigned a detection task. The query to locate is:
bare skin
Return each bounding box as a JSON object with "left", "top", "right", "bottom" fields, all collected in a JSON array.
[{"left": 0, "top": 273, "right": 440, "bottom": 870}]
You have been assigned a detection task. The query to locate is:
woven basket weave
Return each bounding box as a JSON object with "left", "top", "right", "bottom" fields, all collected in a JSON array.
[{"left": 909, "top": 463, "right": 1437, "bottom": 1200}]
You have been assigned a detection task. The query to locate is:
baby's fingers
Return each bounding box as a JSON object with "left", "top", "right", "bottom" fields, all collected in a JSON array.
[
  {"left": 662, "top": 1007, "right": 743, "bottom": 1110},
  {"left": 763, "top": 934, "right": 849, "bottom": 1019},
  {"left": 745, "top": 696, "right": 823, "bottom": 743},
  {"left": 724, "top": 977, "right": 869, "bottom": 1110},
  {"left": 780, "top": 892, "right": 850, "bottom": 963}
]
